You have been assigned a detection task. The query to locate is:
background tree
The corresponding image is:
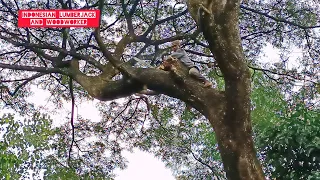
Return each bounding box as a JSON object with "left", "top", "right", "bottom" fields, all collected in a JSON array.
[
  {"left": 0, "top": 0, "right": 319, "bottom": 179},
  {"left": 0, "top": 113, "right": 55, "bottom": 179},
  {"left": 0, "top": 112, "right": 127, "bottom": 179},
  {"left": 255, "top": 98, "right": 320, "bottom": 179}
]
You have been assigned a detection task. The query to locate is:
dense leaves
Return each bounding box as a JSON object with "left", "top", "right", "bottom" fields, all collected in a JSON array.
[
  {"left": 0, "top": 113, "right": 121, "bottom": 179},
  {"left": 0, "top": 113, "right": 53, "bottom": 179},
  {"left": 256, "top": 103, "right": 320, "bottom": 179}
]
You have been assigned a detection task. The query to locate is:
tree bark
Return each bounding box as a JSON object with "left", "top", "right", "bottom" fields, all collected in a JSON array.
[{"left": 186, "top": 0, "right": 266, "bottom": 179}]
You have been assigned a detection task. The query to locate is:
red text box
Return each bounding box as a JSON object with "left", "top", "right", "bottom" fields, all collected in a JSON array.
[{"left": 18, "top": 10, "right": 100, "bottom": 28}]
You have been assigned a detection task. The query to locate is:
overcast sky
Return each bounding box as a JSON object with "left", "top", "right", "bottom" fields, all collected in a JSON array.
[{"left": 115, "top": 150, "right": 175, "bottom": 180}]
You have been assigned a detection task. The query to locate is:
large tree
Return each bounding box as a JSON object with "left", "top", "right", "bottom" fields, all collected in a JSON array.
[{"left": 0, "top": 0, "right": 319, "bottom": 179}]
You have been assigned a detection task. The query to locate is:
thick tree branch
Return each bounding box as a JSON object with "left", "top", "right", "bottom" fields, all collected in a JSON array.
[
  {"left": 114, "top": 35, "right": 135, "bottom": 59},
  {"left": 94, "top": 0, "right": 128, "bottom": 69},
  {"left": 71, "top": 65, "right": 222, "bottom": 116},
  {"left": 94, "top": 29, "right": 134, "bottom": 77}
]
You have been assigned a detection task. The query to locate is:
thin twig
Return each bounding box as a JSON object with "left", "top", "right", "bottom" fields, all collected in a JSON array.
[
  {"left": 240, "top": 5, "right": 320, "bottom": 29},
  {"left": 68, "top": 77, "right": 75, "bottom": 164}
]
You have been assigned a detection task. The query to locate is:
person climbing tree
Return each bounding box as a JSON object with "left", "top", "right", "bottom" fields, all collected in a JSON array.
[{"left": 168, "top": 40, "right": 213, "bottom": 88}]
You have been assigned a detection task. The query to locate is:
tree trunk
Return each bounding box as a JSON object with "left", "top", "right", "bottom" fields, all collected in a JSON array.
[
  {"left": 187, "top": 0, "right": 266, "bottom": 179},
  {"left": 206, "top": 105, "right": 265, "bottom": 179}
]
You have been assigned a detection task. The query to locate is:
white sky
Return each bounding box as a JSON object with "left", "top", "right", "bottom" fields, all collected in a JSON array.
[{"left": 114, "top": 150, "right": 175, "bottom": 180}]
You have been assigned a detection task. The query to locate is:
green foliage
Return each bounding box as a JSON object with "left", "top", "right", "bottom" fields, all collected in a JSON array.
[
  {"left": 256, "top": 104, "right": 320, "bottom": 179},
  {"left": 251, "top": 72, "right": 287, "bottom": 129},
  {"left": 250, "top": 72, "right": 320, "bottom": 179},
  {"left": 0, "top": 113, "right": 53, "bottom": 179},
  {"left": 0, "top": 113, "right": 118, "bottom": 179},
  {"left": 160, "top": 107, "right": 173, "bottom": 124},
  {"left": 208, "top": 69, "right": 224, "bottom": 91},
  {"left": 0, "top": 143, "right": 21, "bottom": 180}
]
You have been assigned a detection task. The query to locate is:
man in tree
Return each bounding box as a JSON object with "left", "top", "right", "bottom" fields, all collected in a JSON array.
[
  {"left": 3, "top": 0, "right": 317, "bottom": 179},
  {"left": 167, "top": 40, "right": 213, "bottom": 88}
]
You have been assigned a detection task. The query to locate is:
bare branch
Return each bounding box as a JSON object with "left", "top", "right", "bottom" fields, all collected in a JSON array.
[
  {"left": 248, "top": 65, "right": 318, "bottom": 84},
  {"left": 0, "top": 34, "right": 105, "bottom": 71},
  {"left": 1, "top": 72, "right": 43, "bottom": 86},
  {"left": 0, "top": 0, "right": 18, "bottom": 18},
  {"left": 241, "top": 29, "right": 276, "bottom": 40},
  {"left": 240, "top": 5, "right": 320, "bottom": 29},
  {"left": 100, "top": 13, "right": 123, "bottom": 32},
  {"left": 0, "top": 62, "right": 65, "bottom": 74},
  {"left": 68, "top": 77, "right": 75, "bottom": 164},
  {"left": 142, "top": 9, "right": 189, "bottom": 37},
  {"left": 121, "top": 0, "right": 136, "bottom": 35},
  {"left": 1, "top": 73, "right": 47, "bottom": 96},
  {"left": 185, "top": 49, "right": 214, "bottom": 58},
  {"left": 0, "top": 49, "right": 27, "bottom": 56}
]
